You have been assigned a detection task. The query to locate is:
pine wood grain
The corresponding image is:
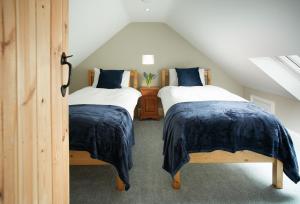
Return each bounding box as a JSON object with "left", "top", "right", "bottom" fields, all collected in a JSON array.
[
  {"left": 17, "top": 0, "right": 39, "bottom": 202},
  {"left": 273, "top": 159, "right": 283, "bottom": 189},
  {"left": 62, "top": 0, "right": 70, "bottom": 203},
  {"left": 173, "top": 151, "right": 283, "bottom": 190},
  {"left": 1, "top": 0, "right": 18, "bottom": 203},
  {"left": 51, "top": 0, "right": 69, "bottom": 203},
  {"left": 70, "top": 151, "right": 108, "bottom": 165},
  {"left": 1, "top": 0, "right": 69, "bottom": 203},
  {"left": 36, "top": 0, "right": 53, "bottom": 202}
]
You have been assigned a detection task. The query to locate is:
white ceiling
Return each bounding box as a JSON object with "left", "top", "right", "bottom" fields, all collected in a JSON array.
[
  {"left": 70, "top": 0, "right": 300, "bottom": 98},
  {"left": 122, "top": 0, "right": 173, "bottom": 22}
]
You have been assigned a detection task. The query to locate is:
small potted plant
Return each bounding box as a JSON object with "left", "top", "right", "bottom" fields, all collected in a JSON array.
[{"left": 143, "top": 72, "right": 157, "bottom": 87}]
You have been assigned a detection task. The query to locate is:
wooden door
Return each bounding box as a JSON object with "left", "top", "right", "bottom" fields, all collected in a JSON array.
[{"left": 0, "top": 0, "right": 69, "bottom": 203}]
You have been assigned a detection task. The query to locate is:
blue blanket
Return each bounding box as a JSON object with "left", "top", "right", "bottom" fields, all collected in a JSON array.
[
  {"left": 163, "top": 101, "right": 300, "bottom": 183},
  {"left": 69, "top": 104, "right": 134, "bottom": 190}
]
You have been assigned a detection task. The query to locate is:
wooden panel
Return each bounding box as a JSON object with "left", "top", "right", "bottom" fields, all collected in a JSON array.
[
  {"left": 70, "top": 151, "right": 108, "bottom": 165},
  {"left": 88, "top": 69, "right": 139, "bottom": 89},
  {"left": 51, "top": 0, "right": 69, "bottom": 203},
  {"left": 171, "top": 151, "right": 283, "bottom": 190},
  {"left": 161, "top": 68, "right": 169, "bottom": 87},
  {"left": 115, "top": 176, "right": 125, "bottom": 191},
  {"left": 131, "top": 70, "right": 138, "bottom": 89},
  {"left": 189, "top": 150, "right": 274, "bottom": 163},
  {"left": 172, "top": 172, "right": 180, "bottom": 190},
  {"left": 140, "top": 87, "right": 160, "bottom": 120},
  {"left": 205, "top": 69, "right": 212, "bottom": 85},
  {"left": 140, "top": 88, "right": 159, "bottom": 96},
  {"left": 0, "top": 2, "right": 3, "bottom": 201},
  {"left": 1, "top": 0, "right": 69, "bottom": 203},
  {"left": 62, "top": 0, "right": 70, "bottom": 203},
  {"left": 273, "top": 159, "right": 283, "bottom": 189},
  {"left": 36, "top": 0, "right": 52, "bottom": 203},
  {"left": 161, "top": 68, "right": 212, "bottom": 87},
  {"left": 17, "top": 0, "right": 39, "bottom": 203},
  {"left": 88, "top": 70, "right": 94, "bottom": 86},
  {"left": 0, "top": 68, "right": 2, "bottom": 204},
  {"left": 145, "top": 97, "right": 157, "bottom": 112},
  {"left": 1, "top": 0, "right": 18, "bottom": 203}
]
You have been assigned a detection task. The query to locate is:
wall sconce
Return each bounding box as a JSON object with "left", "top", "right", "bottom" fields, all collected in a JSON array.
[{"left": 142, "top": 55, "right": 154, "bottom": 65}]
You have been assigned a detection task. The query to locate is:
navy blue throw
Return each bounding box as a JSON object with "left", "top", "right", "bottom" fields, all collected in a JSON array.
[
  {"left": 163, "top": 101, "right": 300, "bottom": 183},
  {"left": 175, "top": 67, "right": 203, "bottom": 86},
  {"left": 97, "top": 69, "right": 124, "bottom": 89},
  {"left": 69, "top": 104, "right": 134, "bottom": 190}
]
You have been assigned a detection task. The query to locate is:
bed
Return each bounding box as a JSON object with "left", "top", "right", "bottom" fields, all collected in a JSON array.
[
  {"left": 69, "top": 69, "right": 140, "bottom": 191},
  {"left": 159, "top": 68, "right": 300, "bottom": 189}
]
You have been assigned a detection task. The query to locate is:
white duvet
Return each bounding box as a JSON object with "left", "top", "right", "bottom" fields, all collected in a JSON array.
[
  {"left": 69, "top": 87, "right": 141, "bottom": 119},
  {"left": 158, "top": 85, "right": 247, "bottom": 115}
]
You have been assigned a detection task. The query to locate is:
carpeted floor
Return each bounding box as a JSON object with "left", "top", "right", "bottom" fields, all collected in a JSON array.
[{"left": 70, "top": 120, "right": 300, "bottom": 204}]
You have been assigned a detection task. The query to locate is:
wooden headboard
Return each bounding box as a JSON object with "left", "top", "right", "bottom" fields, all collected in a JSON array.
[
  {"left": 160, "top": 68, "right": 212, "bottom": 87},
  {"left": 88, "top": 69, "right": 139, "bottom": 89}
]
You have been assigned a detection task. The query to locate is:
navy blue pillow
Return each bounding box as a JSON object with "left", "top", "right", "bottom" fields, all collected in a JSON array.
[
  {"left": 97, "top": 69, "right": 124, "bottom": 89},
  {"left": 175, "top": 67, "right": 203, "bottom": 86}
]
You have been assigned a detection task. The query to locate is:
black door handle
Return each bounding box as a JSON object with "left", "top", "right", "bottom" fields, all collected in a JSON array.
[{"left": 61, "top": 52, "right": 73, "bottom": 97}]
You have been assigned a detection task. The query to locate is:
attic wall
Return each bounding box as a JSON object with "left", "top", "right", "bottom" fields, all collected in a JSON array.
[
  {"left": 69, "top": 0, "right": 129, "bottom": 66},
  {"left": 244, "top": 87, "right": 300, "bottom": 134},
  {"left": 166, "top": 0, "right": 300, "bottom": 98},
  {"left": 70, "top": 22, "right": 243, "bottom": 95}
]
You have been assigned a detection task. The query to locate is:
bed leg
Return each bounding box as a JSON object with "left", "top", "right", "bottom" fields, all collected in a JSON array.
[
  {"left": 115, "top": 176, "right": 125, "bottom": 191},
  {"left": 172, "top": 171, "right": 181, "bottom": 190},
  {"left": 272, "top": 159, "right": 283, "bottom": 189}
]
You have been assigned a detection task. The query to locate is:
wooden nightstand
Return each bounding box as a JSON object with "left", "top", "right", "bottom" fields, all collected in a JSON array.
[{"left": 139, "top": 87, "right": 160, "bottom": 120}]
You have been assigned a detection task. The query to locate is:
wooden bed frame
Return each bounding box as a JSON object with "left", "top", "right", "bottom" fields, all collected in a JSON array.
[
  {"left": 69, "top": 69, "right": 139, "bottom": 191},
  {"left": 160, "top": 68, "right": 283, "bottom": 190}
]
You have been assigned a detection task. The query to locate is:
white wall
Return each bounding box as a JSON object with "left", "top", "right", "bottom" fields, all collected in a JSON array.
[
  {"left": 244, "top": 87, "right": 300, "bottom": 134},
  {"left": 69, "top": 0, "right": 129, "bottom": 67},
  {"left": 69, "top": 0, "right": 300, "bottom": 98},
  {"left": 70, "top": 22, "right": 243, "bottom": 96},
  {"left": 167, "top": 0, "right": 300, "bottom": 98}
]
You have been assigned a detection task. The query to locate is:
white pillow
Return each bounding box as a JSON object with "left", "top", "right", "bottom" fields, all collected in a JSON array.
[
  {"left": 198, "top": 68, "right": 206, "bottom": 86},
  {"left": 92, "top": 68, "right": 130, "bottom": 88},
  {"left": 92, "top": 68, "right": 100, "bottom": 87},
  {"left": 121, "top": 71, "right": 130, "bottom": 87},
  {"left": 168, "top": 69, "right": 178, "bottom": 86},
  {"left": 169, "top": 68, "right": 206, "bottom": 86}
]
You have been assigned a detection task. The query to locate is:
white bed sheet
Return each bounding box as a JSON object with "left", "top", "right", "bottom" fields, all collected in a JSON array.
[
  {"left": 158, "top": 85, "right": 247, "bottom": 115},
  {"left": 69, "top": 87, "right": 141, "bottom": 119}
]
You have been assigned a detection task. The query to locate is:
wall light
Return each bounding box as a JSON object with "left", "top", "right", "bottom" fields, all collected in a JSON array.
[{"left": 142, "top": 55, "right": 154, "bottom": 65}]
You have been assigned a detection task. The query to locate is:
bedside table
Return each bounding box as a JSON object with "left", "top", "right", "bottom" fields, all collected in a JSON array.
[{"left": 139, "top": 87, "right": 160, "bottom": 120}]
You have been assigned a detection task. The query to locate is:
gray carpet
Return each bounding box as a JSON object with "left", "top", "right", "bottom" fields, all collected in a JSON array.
[{"left": 70, "top": 120, "right": 300, "bottom": 204}]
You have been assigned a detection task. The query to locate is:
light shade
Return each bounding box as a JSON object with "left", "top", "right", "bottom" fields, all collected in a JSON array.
[{"left": 142, "top": 55, "right": 154, "bottom": 65}]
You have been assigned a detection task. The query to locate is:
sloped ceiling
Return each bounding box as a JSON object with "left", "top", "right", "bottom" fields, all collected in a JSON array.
[
  {"left": 122, "top": 0, "right": 173, "bottom": 22},
  {"left": 70, "top": 0, "right": 300, "bottom": 98},
  {"left": 167, "top": 0, "right": 300, "bottom": 97},
  {"left": 69, "top": 0, "right": 129, "bottom": 66}
]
